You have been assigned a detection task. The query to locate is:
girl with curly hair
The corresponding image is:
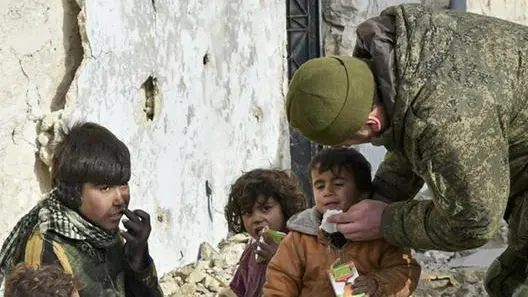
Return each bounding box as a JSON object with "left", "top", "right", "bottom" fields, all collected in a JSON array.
[{"left": 224, "top": 169, "right": 306, "bottom": 297}]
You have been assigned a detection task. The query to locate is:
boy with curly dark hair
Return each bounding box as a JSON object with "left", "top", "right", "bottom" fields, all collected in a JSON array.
[
  {"left": 5, "top": 263, "right": 78, "bottom": 297},
  {"left": 224, "top": 169, "right": 306, "bottom": 297}
]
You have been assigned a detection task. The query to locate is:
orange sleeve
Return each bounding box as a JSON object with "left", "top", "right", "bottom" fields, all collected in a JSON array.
[
  {"left": 262, "top": 232, "right": 304, "bottom": 297},
  {"left": 368, "top": 243, "right": 421, "bottom": 297}
]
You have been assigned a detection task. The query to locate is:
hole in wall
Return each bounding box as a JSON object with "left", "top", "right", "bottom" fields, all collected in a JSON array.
[
  {"left": 155, "top": 207, "right": 172, "bottom": 230},
  {"left": 141, "top": 76, "right": 159, "bottom": 121},
  {"left": 202, "top": 53, "right": 209, "bottom": 65},
  {"left": 253, "top": 106, "right": 263, "bottom": 122}
]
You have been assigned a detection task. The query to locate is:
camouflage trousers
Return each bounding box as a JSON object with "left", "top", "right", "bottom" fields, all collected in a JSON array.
[{"left": 485, "top": 192, "right": 528, "bottom": 297}]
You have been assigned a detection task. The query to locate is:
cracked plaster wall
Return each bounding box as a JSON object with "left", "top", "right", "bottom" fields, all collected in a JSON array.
[
  {"left": 64, "top": 0, "right": 289, "bottom": 274},
  {"left": 467, "top": 0, "right": 528, "bottom": 25},
  {"left": 0, "top": 0, "right": 82, "bottom": 245},
  {"left": 1, "top": 0, "right": 288, "bottom": 275}
]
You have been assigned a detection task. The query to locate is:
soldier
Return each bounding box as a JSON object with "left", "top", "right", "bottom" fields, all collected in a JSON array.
[{"left": 285, "top": 3, "right": 528, "bottom": 297}]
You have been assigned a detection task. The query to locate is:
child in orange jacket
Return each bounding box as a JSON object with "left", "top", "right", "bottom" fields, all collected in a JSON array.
[{"left": 263, "top": 148, "right": 421, "bottom": 297}]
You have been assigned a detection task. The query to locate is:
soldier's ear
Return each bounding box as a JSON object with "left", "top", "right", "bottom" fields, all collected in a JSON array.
[{"left": 366, "top": 104, "right": 386, "bottom": 133}]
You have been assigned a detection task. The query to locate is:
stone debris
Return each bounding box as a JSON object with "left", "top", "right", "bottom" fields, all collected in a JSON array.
[
  {"left": 36, "top": 110, "right": 66, "bottom": 166},
  {"left": 159, "top": 234, "right": 249, "bottom": 297},
  {"left": 414, "top": 269, "right": 487, "bottom": 297},
  {"left": 159, "top": 228, "right": 506, "bottom": 297}
]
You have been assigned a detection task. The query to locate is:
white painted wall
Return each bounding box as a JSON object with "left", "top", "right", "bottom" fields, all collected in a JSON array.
[
  {"left": 1, "top": 0, "right": 288, "bottom": 276},
  {"left": 0, "top": 0, "right": 81, "bottom": 248},
  {"left": 467, "top": 0, "right": 528, "bottom": 25},
  {"left": 65, "top": 0, "right": 289, "bottom": 274}
]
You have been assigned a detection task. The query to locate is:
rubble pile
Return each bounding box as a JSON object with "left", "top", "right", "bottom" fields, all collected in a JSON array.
[
  {"left": 414, "top": 269, "right": 488, "bottom": 297},
  {"left": 159, "top": 234, "right": 250, "bottom": 297},
  {"left": 159, "top": 223, "right": 508, "bottom": 297}
]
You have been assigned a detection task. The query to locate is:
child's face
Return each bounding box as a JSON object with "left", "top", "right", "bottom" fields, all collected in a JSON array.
[
  {"left": 78, "top": 183, "right": 130, "bottom": 232},
  {"left": 241, "top": 196, "right": 286, "bottom": 239},
  {"left": 311, "top": 167, "right": 361, "bottom": 214}
]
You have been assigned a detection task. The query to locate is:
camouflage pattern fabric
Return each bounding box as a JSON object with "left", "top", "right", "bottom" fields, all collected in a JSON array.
[
  {"left": 354, "top": 4, "right": 528, "bottom": 296},
  {"left": 23, "top": 227, "right": 163, "bottom": 297},
  {"left": 485, "top": 191, "right": 528, "bottom": 297}
]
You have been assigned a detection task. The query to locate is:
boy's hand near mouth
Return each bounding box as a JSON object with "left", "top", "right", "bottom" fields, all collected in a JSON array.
[{"left": 121, "top": 208, "right": 152, "bottom": 271}]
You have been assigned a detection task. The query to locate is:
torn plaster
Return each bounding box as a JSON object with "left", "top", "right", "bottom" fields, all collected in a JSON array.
[
  {"left": 62, "top": 0, "right": 289, "bottom": 274},
  {"left": 0, "top": 0, "right": 82, "bottom": 244},
  {"left": 467, "top": 0, "right": 528, "bottom": 25}
]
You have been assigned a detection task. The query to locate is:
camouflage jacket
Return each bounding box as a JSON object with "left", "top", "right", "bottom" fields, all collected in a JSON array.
[
  {"left": 21, "top": 228, "right": 163, "bottom": 297},
  {"left": 353, "top": 4, "right": 528, "bottom": 251}
]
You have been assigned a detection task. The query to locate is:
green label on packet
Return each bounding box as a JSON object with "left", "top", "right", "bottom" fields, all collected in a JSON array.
[
  {"left": 267, "top": 230, "right": 286, "bottom": 243},
  {"left": 328, "top": 260, "right": 362, "bottom": 297},
  {"left": 255, "top": 230, "right": 286, "bottom": 262},
  {"left": 332, "top": 263, "right": 354, "bottom": 282}
]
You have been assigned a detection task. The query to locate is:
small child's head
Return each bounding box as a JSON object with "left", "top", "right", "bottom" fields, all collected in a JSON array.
[
  {"left": 225, "top": 169, "right": 306, "bottom": 239},
  {"left": 51, "top": 122, "right": 131, "bottom": 232},
  {"left": 5, "top": 263, "right": 77, "bottom": 297},
  {"left": 309, "top": 147, "right": 372, "bottom": 214}
]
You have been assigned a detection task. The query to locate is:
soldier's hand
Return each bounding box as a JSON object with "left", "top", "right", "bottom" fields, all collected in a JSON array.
[
  {"left": 121, "top": 209, "right": 151, "bottom": 271},
  {"left": 326, "top": 199, "right": 387, "bottom": 241}
]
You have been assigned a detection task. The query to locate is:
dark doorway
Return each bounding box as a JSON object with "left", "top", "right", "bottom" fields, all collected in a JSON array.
[{"left": 286, "top": 0, "right": 322, "bottom": 207}]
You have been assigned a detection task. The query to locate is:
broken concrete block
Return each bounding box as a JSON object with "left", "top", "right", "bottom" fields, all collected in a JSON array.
[
  {"left": 159, "top": 278, "right": 180, "bottom": 296},
  {"left": 196, "top": 260, "right": 212, "bottom": 271},
  {"left": 187, "top": 268, "right": 207, "bottom": 284},
  {"left": 204, "top": 275, "right": 222, "bottom": 292},
  {"left": 199, "top": 242, "right": 219, "bottom": 261}
]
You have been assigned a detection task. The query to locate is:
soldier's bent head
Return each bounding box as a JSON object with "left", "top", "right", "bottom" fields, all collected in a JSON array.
[{"left": 286, "top": 56, "right": 375, "bottom": 146}]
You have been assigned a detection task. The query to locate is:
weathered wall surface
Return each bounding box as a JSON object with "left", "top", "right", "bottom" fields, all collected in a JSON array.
[
  {"left": 1, "top": 0, "right": 288, "bottom": 275},
  {"left": 65, "top": 0, "right": 289, "bottom": 274},
  {"left": 0, "top": 0, "right": 82, "bottom": 243},
  {"left": 467, "top": 0, "right": 528, "bottom": 25}
]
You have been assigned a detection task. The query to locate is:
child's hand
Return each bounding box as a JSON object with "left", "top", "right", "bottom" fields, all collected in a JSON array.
[
  {"left": 353, "top": 275, "right": 378, "bottom": 296},
  {"left": 255, "top": 230, "right": 279, "bottom": 264},
  {"left": 121, "top": 209, "right": 152, "bottom": 271}
]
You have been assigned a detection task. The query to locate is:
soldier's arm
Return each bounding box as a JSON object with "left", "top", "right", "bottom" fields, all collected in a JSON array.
[
  {"left": 382, "top": 99, "right": 509, "bottom": 251},
  {"left": 372, "top": 152, "right": 425, "bottom": 203}
]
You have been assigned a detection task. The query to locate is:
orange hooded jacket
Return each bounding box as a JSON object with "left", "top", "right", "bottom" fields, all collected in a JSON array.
[{"left": 263, "top": 207, "right": 421, "bottom": 297}]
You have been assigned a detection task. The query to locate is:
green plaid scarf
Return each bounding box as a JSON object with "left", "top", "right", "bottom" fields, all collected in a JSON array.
[{"left": 0, "top": 189, "right": 119, "bottom": 284}]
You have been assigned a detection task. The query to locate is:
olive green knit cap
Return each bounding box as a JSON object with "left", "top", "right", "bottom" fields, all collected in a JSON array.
[{"left": 286, "top": 56, "right": 374, "bottom": 145}]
